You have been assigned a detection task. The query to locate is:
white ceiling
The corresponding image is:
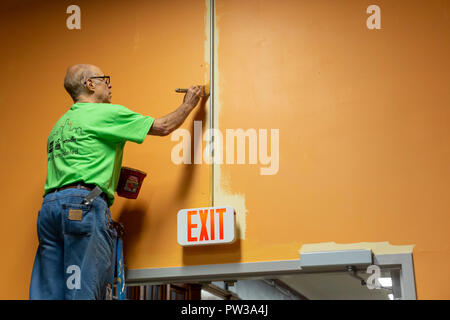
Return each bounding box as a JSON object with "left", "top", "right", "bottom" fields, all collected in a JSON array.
[{"left": 278, "top": 272, "right": 391, "bottom": 300}]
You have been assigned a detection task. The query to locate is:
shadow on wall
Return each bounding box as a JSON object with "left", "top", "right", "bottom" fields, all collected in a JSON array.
[
  {"left": 116, "top": 200, "right": 148, "bottom": 259},
  {"left": 117, "top": 95, "right": 214, "bottom": 265},
  {"left": 115, "top": 96, "right": 208, "bottom": 252},
  {"left": 175, "top": 95, "right": 209, "bottom": 201},
  {"left": 182, "top": 220, "right": 242, "bottom": 266}
]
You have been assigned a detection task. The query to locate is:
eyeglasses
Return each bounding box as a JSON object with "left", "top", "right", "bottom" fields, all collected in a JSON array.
[{"left": 85, "top": 76, "right": 111, "bottom": 85}]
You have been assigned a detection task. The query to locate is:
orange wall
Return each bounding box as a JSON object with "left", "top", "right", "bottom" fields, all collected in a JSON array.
[
  {"left": 0, "top": 0, "right": 449, "bottom": 300},
  {"left": 214, "top": 0, "right": 450, "bottom": 299}
]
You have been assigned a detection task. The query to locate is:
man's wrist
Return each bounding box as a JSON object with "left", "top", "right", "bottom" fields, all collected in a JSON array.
[{"left": 181, "top": 102, "right": 195, "bottom": 112}]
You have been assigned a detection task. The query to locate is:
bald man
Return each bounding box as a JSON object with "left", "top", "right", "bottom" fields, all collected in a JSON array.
[{"left": 30, "top": 64, "right": 204, "bottom": 300}]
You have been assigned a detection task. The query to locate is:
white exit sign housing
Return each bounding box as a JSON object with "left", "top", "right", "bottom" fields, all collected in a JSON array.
[{"left": 177, "top": 206, "right": 235, "bottom": 246}]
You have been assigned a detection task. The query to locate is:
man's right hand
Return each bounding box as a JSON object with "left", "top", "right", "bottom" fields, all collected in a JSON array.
[
  {"left": 148, "top": 85, "right": 204, "bottom": 136},
  {"left": 183, "top": 85, "right": 203, "bottom": 108}
]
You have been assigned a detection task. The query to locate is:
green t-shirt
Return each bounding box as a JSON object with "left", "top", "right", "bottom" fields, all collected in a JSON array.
[{"left": 43, "top": 102, "right": 155, "bottom": 207}]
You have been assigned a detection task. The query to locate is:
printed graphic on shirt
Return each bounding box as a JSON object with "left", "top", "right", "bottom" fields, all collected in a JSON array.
[{"left": 48, "top": 118, "right": 85, "bottom": 161}]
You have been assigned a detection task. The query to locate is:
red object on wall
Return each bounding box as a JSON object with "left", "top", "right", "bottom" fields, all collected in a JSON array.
[{"left": 116, "top": 167, "right": 147, "bottom": 199}]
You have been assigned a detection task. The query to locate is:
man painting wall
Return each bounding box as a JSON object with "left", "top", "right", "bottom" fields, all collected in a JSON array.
[{"left": 29, "top": 64, "right": 204, "bottom": 299}]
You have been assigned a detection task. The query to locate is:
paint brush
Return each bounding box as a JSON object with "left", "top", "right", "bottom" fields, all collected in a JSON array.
[{"left": 175, "top": 85, "right": 210, "bottom": 97}]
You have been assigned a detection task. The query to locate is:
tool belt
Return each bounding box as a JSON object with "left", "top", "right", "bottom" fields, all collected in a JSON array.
[{"left": 54, "top": 182, "right": 109, "bottom": 205}]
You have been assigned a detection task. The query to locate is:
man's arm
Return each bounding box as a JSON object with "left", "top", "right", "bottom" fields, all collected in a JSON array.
[{"left": 149, "top": 86, "right": 203, "bottom": 136}]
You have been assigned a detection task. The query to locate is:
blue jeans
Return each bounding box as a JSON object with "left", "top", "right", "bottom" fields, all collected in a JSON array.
[{"left": 30, "top": 184, "right": 117, "bottom": 300}]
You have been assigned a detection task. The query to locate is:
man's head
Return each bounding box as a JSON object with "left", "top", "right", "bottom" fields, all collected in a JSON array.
[{"left": 64, "top": 64, "right": 112, "bottom": 103}]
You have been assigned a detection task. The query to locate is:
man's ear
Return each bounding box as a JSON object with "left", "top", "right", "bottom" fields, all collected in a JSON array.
[{"left": 85, "top": 78, "right": 96, "bottom": 92}]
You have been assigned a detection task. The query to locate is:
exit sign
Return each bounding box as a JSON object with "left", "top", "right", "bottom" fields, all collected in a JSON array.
[{"left": 177, "top": 206, "right": 235, "bottom": 246}]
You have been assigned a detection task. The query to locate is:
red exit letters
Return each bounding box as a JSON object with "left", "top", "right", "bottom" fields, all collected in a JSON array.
[{"left": 187, "top": 208, "right": 226, "bottom": 242}]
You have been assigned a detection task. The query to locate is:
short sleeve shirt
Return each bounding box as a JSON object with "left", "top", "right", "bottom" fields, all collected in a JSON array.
[{"left": 43, "top": 102, "right": 155, "bottom": 207}]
